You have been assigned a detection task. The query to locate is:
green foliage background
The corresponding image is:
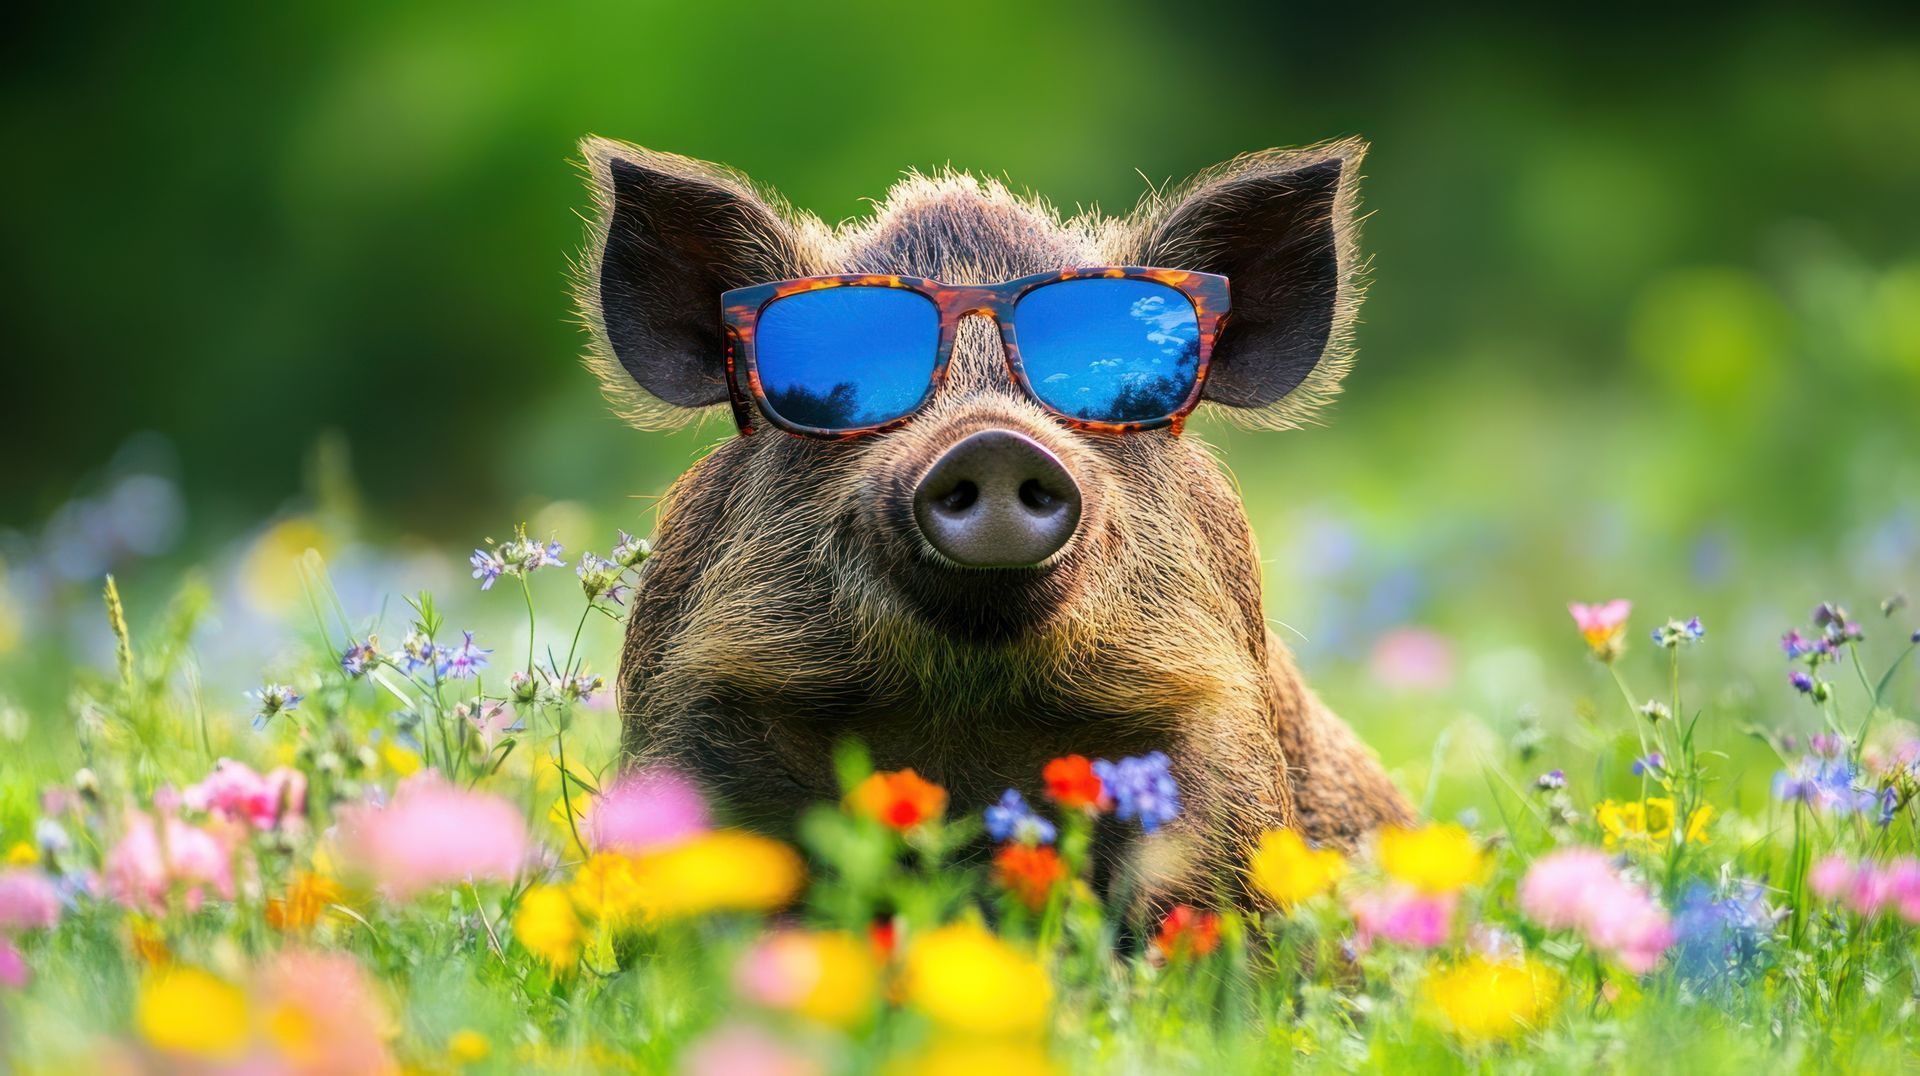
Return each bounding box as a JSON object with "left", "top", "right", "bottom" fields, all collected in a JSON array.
[{"left": 5, "top": 3, "right": 1920, "bottom": 813}]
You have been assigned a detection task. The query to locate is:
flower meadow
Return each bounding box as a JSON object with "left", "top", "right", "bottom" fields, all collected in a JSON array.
[{"left": 3, "top": 527, "right": 1920, "bottom": 1073}]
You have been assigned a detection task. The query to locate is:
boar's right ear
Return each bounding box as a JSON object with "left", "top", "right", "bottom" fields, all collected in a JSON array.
[
  {"left": 576, "top": 138, "right": 812, "bottom": 426},
  {"left": 1126, "top": 140, "right": 1368, "bottom": 430}
]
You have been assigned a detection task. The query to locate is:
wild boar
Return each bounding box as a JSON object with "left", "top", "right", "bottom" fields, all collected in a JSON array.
[{"left": 575, "top": 136, "right": 1413, "bottom": 905}]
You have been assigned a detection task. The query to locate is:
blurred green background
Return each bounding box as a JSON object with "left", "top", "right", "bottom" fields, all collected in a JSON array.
[{"left": 5, "top": 3, "right": 1920, "bottom": 811}]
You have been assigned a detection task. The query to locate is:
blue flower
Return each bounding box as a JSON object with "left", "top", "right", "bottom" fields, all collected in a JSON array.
[
  {"left": 1092, "top": 752, "right": 1182, "bottom": 833},
  {"left": 1789, "top": 670, "right": 1814, "bottom": 694},
  {"left": 1878, "top": 787, "right": 1900, "bottom": 828},
  {"left": 394, "top": 631, "right": 437, "bottom": 676},
  {"left": 1651, "top": 616, "right": 1706, "bottom": 648},
  {"left": 1632, "top": 752, "right": 1665, "bottom": 777},
  {"left": 1772, "top": 757, "right": 1877, "bottom": 814},
  {"left": 1535, "top": 768, "right": 1566, "bottom": 791},
  {"left": 985, "top": 789, "right": 1057, "bottom": 846},
  {"left": 470, "top": 548, "right": 506, "bottom": 591},
  {"left": 1672, "top": 881, "right": 1775, "bottom": 988},
  {"left": 611, "top": 530, "right": 653, "bottom": 569},
  {"left": 436, "top": 631, "right": 491, "bottom": 680},
  {"left": 1782, "top": 630, "right": 1814, "bottom": 660},
  {"left": 340, "top": 638, "right": 378, "bottom": 679}
]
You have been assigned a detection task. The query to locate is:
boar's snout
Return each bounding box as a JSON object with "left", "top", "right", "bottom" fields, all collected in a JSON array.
[{"left": 911, "top": 429, "right": 1082, "bottom": 568}]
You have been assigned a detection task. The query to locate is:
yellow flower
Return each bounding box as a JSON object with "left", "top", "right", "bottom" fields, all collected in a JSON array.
[
  {"left": 1247, "top": 828, "right": 1347, "bottom": 908},
  {"left": 904, "top": 922, "right": 1051, "bottom": 1038},
  {"left": 630, "top": 830, "right": 804, "bottom": 919},
  {"left": 447, "top": 1029, "right": 492, "bottom": 1064},
  {"left": 380, "top": 741, "right": 422, "bottom": 777},
  {"left": 739, "top": 930, "right": 881, "bottom": 1028},
  {"left": 266, "top": 871, "right": 342, "bottom": 932},
  {"left": 1596, "top": 798, "right": 1713, "bottom": 848},
  {"left": 1424, "top": 956, "right": 1560, "bottom": 1041},
  {"left": 514, "top": 885, "right": 583, "bottom": 970},
  {"left": 136, "top": 967, "right": 251, "bottom": 1060},
  {"left": 570, "top": 852, "right": 648, "bottom": 926},
  {"left": 888, "top": 1039, "right": 1058, "bottom": 1076},
  {"left": 1377, "top": 824, "right": 1485, "bottom": 893},
  {"left": 5, "top": 841, "right": 36, "bottom": 866}
]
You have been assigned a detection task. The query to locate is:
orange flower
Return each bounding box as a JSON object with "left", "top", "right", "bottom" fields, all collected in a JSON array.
[
  {"left": 265, "top": 872, "right": 340, "bottom": 932},
  {"left": 1154, "top": 904, "right": 1221, "bottom": 960},
  {"left": 848, "top": 770, "right": 947, "bottom": 831},
  {"left": 1042, "top": 755, "right": 1105, "bottom": 810},
  {"left": 993, "top": 844, "right": 1066, "bottom": 910}
]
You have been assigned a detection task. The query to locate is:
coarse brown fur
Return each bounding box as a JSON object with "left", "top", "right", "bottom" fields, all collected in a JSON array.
[{"left": 575, "top": 137, "right": 1414, "bottom": 907}]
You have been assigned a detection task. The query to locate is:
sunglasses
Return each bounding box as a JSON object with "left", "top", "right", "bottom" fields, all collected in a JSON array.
[{"left": 720, "top": 267, "right": 1230, "bottom": 438}]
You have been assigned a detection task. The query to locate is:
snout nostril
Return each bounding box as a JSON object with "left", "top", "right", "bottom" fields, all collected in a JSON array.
[
  {"left": 937, "top": 480, "right": 979, "bottom": 515},
  {"left": 1018, "top": 479, "right": 1059, "bottom": 513}
]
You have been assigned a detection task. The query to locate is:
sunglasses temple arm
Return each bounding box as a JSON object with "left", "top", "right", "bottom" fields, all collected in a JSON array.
[{"left": 723, "top": 332, "right": 757, "bottom": 436}]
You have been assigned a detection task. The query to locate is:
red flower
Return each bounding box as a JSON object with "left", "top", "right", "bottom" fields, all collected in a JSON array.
[
  {"left": 1155, "top": 904, "right": 1221, "bottom": 960},
  {"left": 869, "top": 915, "right": 900, "bottom": 960},
  {"left": 1043, "top": 755, "right": 1106, "bottom": 811},
  {"left": 847, "top": 770, "right": 947, "bottom": 831},
  {"left": 993, "top": 844, "right": 1067, "bottom": 910}
]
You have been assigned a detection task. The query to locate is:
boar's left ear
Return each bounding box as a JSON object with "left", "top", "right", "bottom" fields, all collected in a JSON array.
[
  {"left": 1126, "top": 139, "right": 1367, "bottom": 428},
  {"left": 576, "top": 137, "right": 813, "bottom": 427}
]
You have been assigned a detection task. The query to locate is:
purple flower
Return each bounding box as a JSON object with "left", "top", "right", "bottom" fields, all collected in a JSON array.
[
  {"left": 249, "top": 683, "right": 301, "bottom": 730},
  {"left": 611, "top": 530, "right": 653, "bottom": 569},
  {"left": 1651, "top": 617, "right": 1706, "bottom": 648},
  {"left": 1671, "top": 881, "right": 1774, "bottom": 987},
  {"left": 1092, "top": 752, "right": 1182, "bottom": 833},
  {"left": 1809, "top": 732, "right": 1845, "bottom": 757},
  {"left": 984, "top": 789, "right": 1056, "bottom": 846},
  {"left": 1632, "top": 753, "right": 1665, "bottom": 777},
  {"left": 470, "top": 548, "right": 506, "bottom": 591},
  {"left": 1790, "top": 671, "right": 1815, "bottom": 694},
  {"left": 395, "top": 631, "right": 438, "bottom": 676},
  {"left": 1535, "top": 769, "right": 1566, "bottom": 791},
  {"left": 435, "top": 631, "right": 491, "bottom": 680},
  {"left": 1782, "top": 630, "right": 1814, "bottom": 660},
  {"left": 576, "top": 552, "right": 629, "bottom": 605},
  {"left": 1879, "top": 787, "right": 1900, "bottom": 829},
  {"left": 1772, "top": 758, "right": 1877, "bottom": 814},
  {"left": 340, "top": 638, "right": 378, "bottom": 679}
]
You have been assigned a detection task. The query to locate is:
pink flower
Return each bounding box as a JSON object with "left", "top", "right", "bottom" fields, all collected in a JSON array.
[
  {"left": 1809, "top": 854, "right": 1855, "bottom": 902},
  {"left": 1568, "top": 600, "right": 1632, "bottom": 660},
  {"left": 1888, "top": 860, "right": 1920, "bottom": 923},
  {"left": 184, "top": 759, "right": 307, "bottom": 832},
  {"left": 1849, "top": 863, "right": 1897, "bottom": 917},
  {"left": 1348, "top": 887, "right": 1455, "bottom": 951},
  {"left": 252, "top": 949, "right": 396, "bottom": 1074},
  {"left": 104, "top": 810, "right": 236, "bottom": 913},
  {"left": 680, "top": 1023, "right": 819, "bottom": 1076},
  {"left": 335, "top": 773, "right": 529, "bottom": 899},
  {"left": 0, "top": 870, "right": 61, "bottom": 931},
  {"left": 1520, "top": 847, "right": 1672, "bottom": 973},
  {"left": 0, "top": 938, "right": 26, "bottom": 989},
  {"left": 588, "top": 768, "right": 709, "bottom": 854}
]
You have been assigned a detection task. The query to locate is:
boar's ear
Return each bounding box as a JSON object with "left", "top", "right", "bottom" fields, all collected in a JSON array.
[
  {"left": 1126, "top": 140, "right": 1367, "bottom": 428},
  {"left": 576, "top": 137, "right": 813, "bottom": 426}
]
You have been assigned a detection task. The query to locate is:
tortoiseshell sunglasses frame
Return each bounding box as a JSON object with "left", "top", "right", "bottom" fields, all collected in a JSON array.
[{"left": 720, "top": 266, "right": 1231, "bottom": 439}]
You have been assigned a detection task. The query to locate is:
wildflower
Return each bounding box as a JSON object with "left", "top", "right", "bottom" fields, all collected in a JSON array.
[
  {"left": 569, "top": 852, "right": 648, "bottom": 925},
  {"left": 183, "top": 758, "right": 306, "bottom": 832},
  {"left": 735, "top": 929, "right": 881, "bottom": 1028},
  {"left": 1808, "top": 732, "right": 1845, "bottom": 757},
  {"left": 1042, "top": 755, "right": 1106, "bottom": 810},
  {"left": 0, "top": 939, "right": 26, "bottom": 990},
  {"left": 1671, "top": 881, "right": 1775, "bottom": 984},
  {"left": 105, "top": 809, "right": 236, "bottom": 913},
  {"left": 576, "top": 552, "right": 629, "bottom": 604},
  {"left": 904, "top": 922, "right": 1051, "bottom": 1038},
  {"left": 0, "top": 869, "right": 59, "bottom": 931},
  {"left": 1772, "top": 757, "right": 1878, "bottom": 814},
  {"left": 508, "top": 669, "right": 547, "bottom": 706},
  {"left": 611, "top": 530, "right": 653, "bottom": 568},
  {"left": 1878, "top": 786, "right": 1900, "bottom": 828},
  {"left": 395, "top": 631, "right": 437, "bottom": 675},
  {"left": 993, "top": 844, "right": 1067, "bottom": 910},
  {"left": 264, "top": 871, "right": 340, "bottom": 932},
  {"left": 985, "top": 789, "right": 1057, "bottom": 846},
  {"left": 1789, "top": 670, "right": 1815, "bottom": 694},
  {"left": 254, "top": 949, "right": 396, "bottom": 1074},
  {"left": 848, "top": 769, "right": 947, "bottom": 831},
  {"left": 1155, "top": 904, "right": 1223, "bottom": 960},
  {"left": 249, "top": 682, "right": 302, "bottom": 730},
  {"left": 1632, "top": 753, "right": 1665, "bottom": 778},
  {"left": 1248, "top": 828, "right": 1346, "bottom": 908},
  {"left": 514, "top": 885, "right": 583, "bottom": 971},
  {"left": 1638, "top": 700, "right": 1670, "bottom": 724},
  {"left": 1808, "top": 854, "right": 1855, "bottom": 903},
  {"left": 339, "top": 636, "right": 378, "bottom": 678},
  {"left": 3, "top": 843, "right": 33, "bottom": 867},
  {"left": 1595, "top": 797, "right": 1713, "bottom": 848},
  {"left": 333, "top": 773, "right": 529, "bottom": 899},
  {"left": 1535, "top": 769, "right": 1566, "bottom": 791},
  {"left": 447, "top": 1030, "right": 492, "bottom": 1065},
  {"left": 680, "top": 1023, "right": 818, "bottom": 1076},
  {"left": 565, "top": 672, "right": 605, "bottom": 703},
  {"left": 470, "top": 547, "right": 507, "bottom": 590},
  {"left": 1424, "top": 956, "right": 1559, "bottom": 1042},
  {"left": 1349, "top": 887, "right": 1455, "bottom": 951},
  {"left": 459, "top": 700, "right": 521, "bottom": 750},
  {"left": 136, "top": 967, "right": 251, "bottom": 1060},
  {"left": 625, "top": 830, "right": 804, "bottom": 919},
  {"left": 1377, "top": 823, "right": 1484, "bottom": 893},
  {"left": 1782, "top": 630, "right": 1815, "bottom": 660},
  {"left": 588, "top": 768, "right": 710, "bottom": 854},
  {"left": 1092, "top": 752, "right": 1181, "bottom": 833},
  {"left": 435, "top": 631, "right": 491, "bottom": 680},
  {"left": 1568, "top": 599, "right": 1631, "bottom": 661},
  {"left": 1650, "top": 616, "right": 1706, "bottom": 648},
  {"left": 1519, "top": 848, "right": 1674, "bottom": 973}
]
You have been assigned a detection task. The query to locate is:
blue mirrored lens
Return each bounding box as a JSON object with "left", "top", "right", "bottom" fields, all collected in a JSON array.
[
  {"left": 754, "top": 287, "right": 941, "bottom": 430},
  {"left": 1013, "top": 279, "right": 1201, "bottom": 423}
]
